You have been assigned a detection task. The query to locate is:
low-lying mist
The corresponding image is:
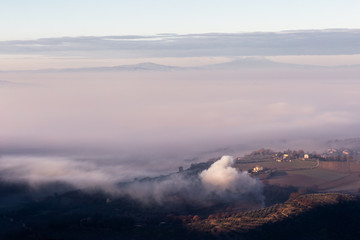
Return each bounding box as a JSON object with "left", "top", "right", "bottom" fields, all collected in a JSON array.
[
  {"left": 120, "top": 156, "right": 263, "bottom": 205},
  {"left": 0, "top": 155, "right": 264, "bottom": 206}
]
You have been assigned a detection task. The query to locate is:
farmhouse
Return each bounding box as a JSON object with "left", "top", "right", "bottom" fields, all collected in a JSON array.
[{"left": 253, "top": 166, "right": 264, "bottom": 173}]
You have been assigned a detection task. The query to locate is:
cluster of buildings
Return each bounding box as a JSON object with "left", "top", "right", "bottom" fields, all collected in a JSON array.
[
  {"left": 320, "top": 148, "right": 358, "bottom": 161},
  {"left": 274, "top": 151, "right": 311, "bottom": 162}
]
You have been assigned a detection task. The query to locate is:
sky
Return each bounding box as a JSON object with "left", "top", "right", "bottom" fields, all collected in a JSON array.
[
  {"left": 1, "top": 0, "right": 360, "bottom": 41},
  {"left": 1, "top": 1, "right": 360, "bottom": 70}
]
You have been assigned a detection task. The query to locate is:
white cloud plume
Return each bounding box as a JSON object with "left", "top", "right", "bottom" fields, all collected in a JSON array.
[{"left": 200, "top": 156, "right": 261, "bottom": 194}]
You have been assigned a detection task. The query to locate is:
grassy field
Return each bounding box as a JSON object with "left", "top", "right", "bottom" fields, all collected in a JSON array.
[
  {"left": 235, "top": 158, "right": 360, "bottom": 192},
  {"left": 234, "top": 159, "right": 317, "bottom": 172},
  {"left": 289, "top": 168, "right": 348, "bottom": 181}
]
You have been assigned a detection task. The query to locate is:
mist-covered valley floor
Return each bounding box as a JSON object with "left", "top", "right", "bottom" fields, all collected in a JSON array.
[{"left": 1, "top": 148, "right": 360, "bottom": 240}]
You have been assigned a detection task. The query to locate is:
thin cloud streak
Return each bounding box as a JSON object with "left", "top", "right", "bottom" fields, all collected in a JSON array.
[{"left": 1, "top": 29, "right": 360, "bottom": 58}]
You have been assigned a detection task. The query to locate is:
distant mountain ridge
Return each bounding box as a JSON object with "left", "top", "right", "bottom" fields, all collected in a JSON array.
[
  {"left": 0, "top": 80, "right": 21, "bottom": 86},
  {"left": 0, "top": 80, "right": 12, "bottom": 85},
  {"left": 3, "top": 58, "right": 360, "bottom": 73},
  {"left": 200, "top": 58, "right": 317, "bottom": 69},
  {"left": 37, "top": 62, "right": 182, "bottom": 72}
]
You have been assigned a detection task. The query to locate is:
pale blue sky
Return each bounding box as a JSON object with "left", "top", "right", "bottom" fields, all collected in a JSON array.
[{"left": 1, "top": 0, "right": 360, "bottom": 40}]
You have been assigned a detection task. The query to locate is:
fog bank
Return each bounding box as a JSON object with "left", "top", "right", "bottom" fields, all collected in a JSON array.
[{"left": 1, "top": 68, "right": 360, "bottom": 178}]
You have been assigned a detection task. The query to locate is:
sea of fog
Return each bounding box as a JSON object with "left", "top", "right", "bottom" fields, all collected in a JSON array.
[{"left": 1, "top": 68, "right": 360, "bottom": 187}]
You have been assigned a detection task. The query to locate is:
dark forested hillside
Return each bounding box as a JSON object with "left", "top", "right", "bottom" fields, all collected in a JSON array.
[{"left": 1, "top": 177, "right": 359, "bottom": 240}]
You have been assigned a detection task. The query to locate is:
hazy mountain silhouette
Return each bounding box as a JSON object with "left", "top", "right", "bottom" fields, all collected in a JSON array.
[
  {"left": 5, "top": 58, "right": 360, "bottom": 73},
  {"left": 36, "top": 62, "right": 182, "bottom": 72},
  {"left": 200, "top": 58, "right": 316, "bottom": 69}
]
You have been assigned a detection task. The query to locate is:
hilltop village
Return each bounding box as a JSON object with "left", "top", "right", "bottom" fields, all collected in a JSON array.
[
  {"left": 232, "top": 147, "right": 359, "bottom": 174},
  {"left": 240, "top": 147, "right": 358, "bottom": 163}
]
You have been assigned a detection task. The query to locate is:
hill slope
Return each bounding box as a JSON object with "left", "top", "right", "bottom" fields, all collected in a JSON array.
[{"left": 188, "top": 193, "right": 360, "bottom": 239}]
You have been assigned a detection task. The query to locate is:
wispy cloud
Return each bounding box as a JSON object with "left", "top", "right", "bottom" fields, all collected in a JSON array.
[{"left": 1, "top": 29, "right": 360, "bottom": 57}]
